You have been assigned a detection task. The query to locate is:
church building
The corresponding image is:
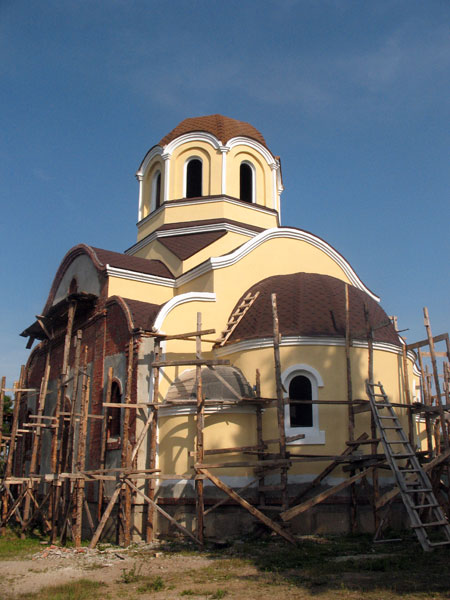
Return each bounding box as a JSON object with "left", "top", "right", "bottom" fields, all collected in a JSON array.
[{"left": 20, "top": 115, "right": 418, "bottom": 538}]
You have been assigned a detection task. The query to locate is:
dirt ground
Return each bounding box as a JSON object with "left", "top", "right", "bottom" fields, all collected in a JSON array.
[{"left": 1, "top": 534, "right": 450, "bottom": 600}]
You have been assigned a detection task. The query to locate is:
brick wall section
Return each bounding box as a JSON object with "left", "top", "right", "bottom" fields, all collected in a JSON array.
[{"left": 21, "top": 296, "right": 141, "bottom": 480}]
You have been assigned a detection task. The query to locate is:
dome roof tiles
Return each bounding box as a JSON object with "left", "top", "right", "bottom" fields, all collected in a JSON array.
[
  {"left": 226, "top": 272, "right": 400, "bottom": 346},
  {"left": 159, "top": 114, "right": 268, "bottom": 149}
]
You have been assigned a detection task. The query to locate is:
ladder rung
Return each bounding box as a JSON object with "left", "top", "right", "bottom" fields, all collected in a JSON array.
[
  {"left": 404, "top": 488, "right": 432, "bottom": 493},
  {"left": 400, "top": 468, "right": 420, "bottom": 472},
  {"left": 384, "top": 426, "right": 403, "bottom": 430},
  {"left": 412, "top": 520, "right": 448, "bottom": 528},
  {"left": 412, "top": 503, "right": 439, "bottom": 509},
  {"left": 379, "top": 416, "right": 398, "bottom": 420},
  {"left": 428, "top": 541, "right": 450, "bottom": 547},
  {"left": 387, "top": 441, "right": 408, "bottom": 444}
]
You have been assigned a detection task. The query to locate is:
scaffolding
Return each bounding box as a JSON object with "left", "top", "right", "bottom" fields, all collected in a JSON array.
[{"left": 1, "top": 294, "right": 450, "bottom": 550}]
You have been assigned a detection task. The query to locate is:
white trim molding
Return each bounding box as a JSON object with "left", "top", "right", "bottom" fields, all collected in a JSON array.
[
  {"left": 176, "top": 227, "right": 380, "bottom": 301},
  {"left": 164, "top": 132, "right": 222, "bottom": 155},
  {"left": 227, "top": 136, "right": 277, "bottom": 168},
  {"left": 153, "top": 292, "right": 216, "bottom": 333},
  {"left": 215, "top": 336, "right": 409, "bottom": 359},
  {"left": 105, "top": 265, "right": 175, "bottom": 288},
  {"left": 136, "top": 145, "right": 163, "bottom": 179},
  {"left": 282, "top": 364, "right": 325, "bottom": 445}
]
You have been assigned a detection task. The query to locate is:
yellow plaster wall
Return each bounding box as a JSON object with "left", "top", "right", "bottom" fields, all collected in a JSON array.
[
  {"left": 136, "top": 199, "right": 278, "bottom": 243},
  {"left": 158, "top": 412, "right": 256, "bottom": 476},
  {"left": 155, "top": 342, "right": 416, "bottom": 479},
  {"left": 133, "top": 231, "right": 253, "bottom": 279},
  {"left": 107, "top": 276, "right": 173, "bottom": 305},
  {"left": 177, "top": 235, "right": 356, "bottom": 329}
]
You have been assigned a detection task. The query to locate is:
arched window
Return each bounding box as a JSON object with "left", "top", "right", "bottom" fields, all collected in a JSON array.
[
  {"left": 240, "top": 162, "right": 254, "bottom": 203},
  {"left": 289, "top": 375, "right": 313, "bottom": 427},
  {"left": 107, "top": 381, "right": 122, "bottom": 440},
  {"left": 152, "top": 170, "right": 162, "bottom": 211},
  {"left": 282, "top": 365, "right": 325, "bottom": 445},
  {"left": 185, "top": 158, "right": 202, "bottom": 198}
]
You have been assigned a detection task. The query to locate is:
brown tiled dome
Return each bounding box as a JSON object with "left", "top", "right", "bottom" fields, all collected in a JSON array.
[
  {"left": 226, "top": 273, "right": 400, "bottom": 346},
  {"left": 159, "top": 114, "right": 268, "bottom": 149}
]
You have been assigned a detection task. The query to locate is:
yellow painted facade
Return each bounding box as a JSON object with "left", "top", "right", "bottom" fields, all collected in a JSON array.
[{"left": 40, "top": 115, "right": 421, "bottom": 501}]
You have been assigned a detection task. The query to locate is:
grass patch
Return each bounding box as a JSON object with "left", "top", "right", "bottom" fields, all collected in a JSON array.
[
  {"left": 137, "top": 575, "right": 165, "bottom": 592},
  {"left": 0, "top": 528, "right": 47, "bottom": 560},
  {"left": 117, "top": 563, "right": 142, "bottom": 584},
  {"left": 181, "top": 590, "right": 227, "bottom": 599},
  {"left": 18, "top": 579, "right": 103, "bottom": 600}
]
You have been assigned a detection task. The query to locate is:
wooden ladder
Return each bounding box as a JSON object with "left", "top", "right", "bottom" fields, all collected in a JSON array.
[
  {"left": 218, "top": 291, "right": 259, "bottom": 347},
  {"left": 366, "top": 380, "right": 450, "bottom": 551}
]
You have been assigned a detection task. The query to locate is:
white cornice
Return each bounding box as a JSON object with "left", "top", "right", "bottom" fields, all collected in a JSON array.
[
  {"left": 126, "top": 221, "right": 260, "bottom": 256},
  {"left": 153, "top": 292, "right": 216, "bottom": 333},
  {"left": 165, "top": 196, "right": 278, "bottom": 215},
  {"left": 176, "top": 227, "right": 379, "bottom": 300},
  {"left": 226, "top": 136, "right": 277, "bottom": 167},
  {"left": 106, "top": 265, "right": 175, "bottom": 288},
  {"left": 136, "top": 146, "right": 163, "bottom": 178},
  {"left": 164, "top": 132, "right": 222, "bottom": 154},
  {"left": 214, "top": 336, "right": 410, "bottom": 359}
]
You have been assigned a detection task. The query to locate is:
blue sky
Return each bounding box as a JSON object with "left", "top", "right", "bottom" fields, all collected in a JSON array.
[{"left": 1, "top": 0, "right": 449, "bottom": 387}]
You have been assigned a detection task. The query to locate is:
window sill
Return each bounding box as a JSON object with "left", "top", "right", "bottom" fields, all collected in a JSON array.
[{"left": 286, "top": 429, "right": 325, "bottom": 445}]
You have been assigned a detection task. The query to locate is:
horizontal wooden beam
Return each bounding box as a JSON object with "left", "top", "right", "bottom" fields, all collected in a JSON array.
[
  {"left": 281, "top": 465, "right": 381, "bottom": 521},
  {"left": 406, "top": 333, "right": 449, "bottom": 351},
  {"left": 152, "top": 359, "right": 230, "bottom": 367}
]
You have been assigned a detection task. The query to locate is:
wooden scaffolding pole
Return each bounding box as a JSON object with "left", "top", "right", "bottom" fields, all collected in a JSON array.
[
  {"left": 119, "top": 337, "right": 134, "bottom": 546},
  {"left": 344, "top": 284, "right": 357, "bottom": 532},
  {"left": 97, "top": 366, "right": 112, "bottom": 521},
  {"left": 0, "top": 376, "right": 5, "bottom": 460},
  {"left": 1, "top": 367, "right": 25, "bottom": 534},
  {"left": 50, "top": 300, "right": 76, "bottom": 542},
  {"left": 418, "top": 350, "right": 433, "bottom": 455},
  {"left": 195, "top": 313, "right": 205, "bottom": 544},
  {"left": 364, "top": 304, "right": 379, "bottom": 530},
  {"left": 146, "top": 338, "right": 160, "bottom": 542},
  {"left": 271, "top": 293, "right": 288, "bottom": 510},
  {"left": 73, "top": 370, "right": 90, "bottom": 547},
  {"left": 423, "top": 307, "right": 449, "bottom": 449},
  {"left": 22, "top": 349, "right": 51, "bottom": 526}
]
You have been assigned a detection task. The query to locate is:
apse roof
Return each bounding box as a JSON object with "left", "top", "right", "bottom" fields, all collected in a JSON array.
[
  {"left": 91, "top": 247, "right": 173, "bottom": 278},
  {"left": 226, "top": 272, "right": 401, "bottom": 346},
  {"left": 159, "top": 114, "right": 268, "bottom": 149}
]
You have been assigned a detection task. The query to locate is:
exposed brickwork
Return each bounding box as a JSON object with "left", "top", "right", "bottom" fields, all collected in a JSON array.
[{"left": 21, "top": 294, "right": 154, "bottom": 484}]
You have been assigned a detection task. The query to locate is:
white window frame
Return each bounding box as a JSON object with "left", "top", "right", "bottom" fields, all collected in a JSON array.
[
  {"left": 240, "top": 160, "right": 256, "bottom": 203},
  {"left": 183, "top": 156, "right": 203, "bottom": 198},
  {"left": 282, "top": 364, "right": 325, "bottom": 445}
]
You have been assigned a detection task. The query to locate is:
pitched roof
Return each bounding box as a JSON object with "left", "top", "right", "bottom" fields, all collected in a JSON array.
[
  {"left": 159, "top": 114, "right": 268, "bottom": 149},
  {"left": 226, "top": 272, "right": 401, "bottom": 346},
  {"left": 91, "top": 247, "right": 173, "bottom": 278},
  {"left": 157, "top": 231, "right": 227, "bottom": 260},
  {"left": 119, "top": 297, "right": 161, "bottom": 331}
]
